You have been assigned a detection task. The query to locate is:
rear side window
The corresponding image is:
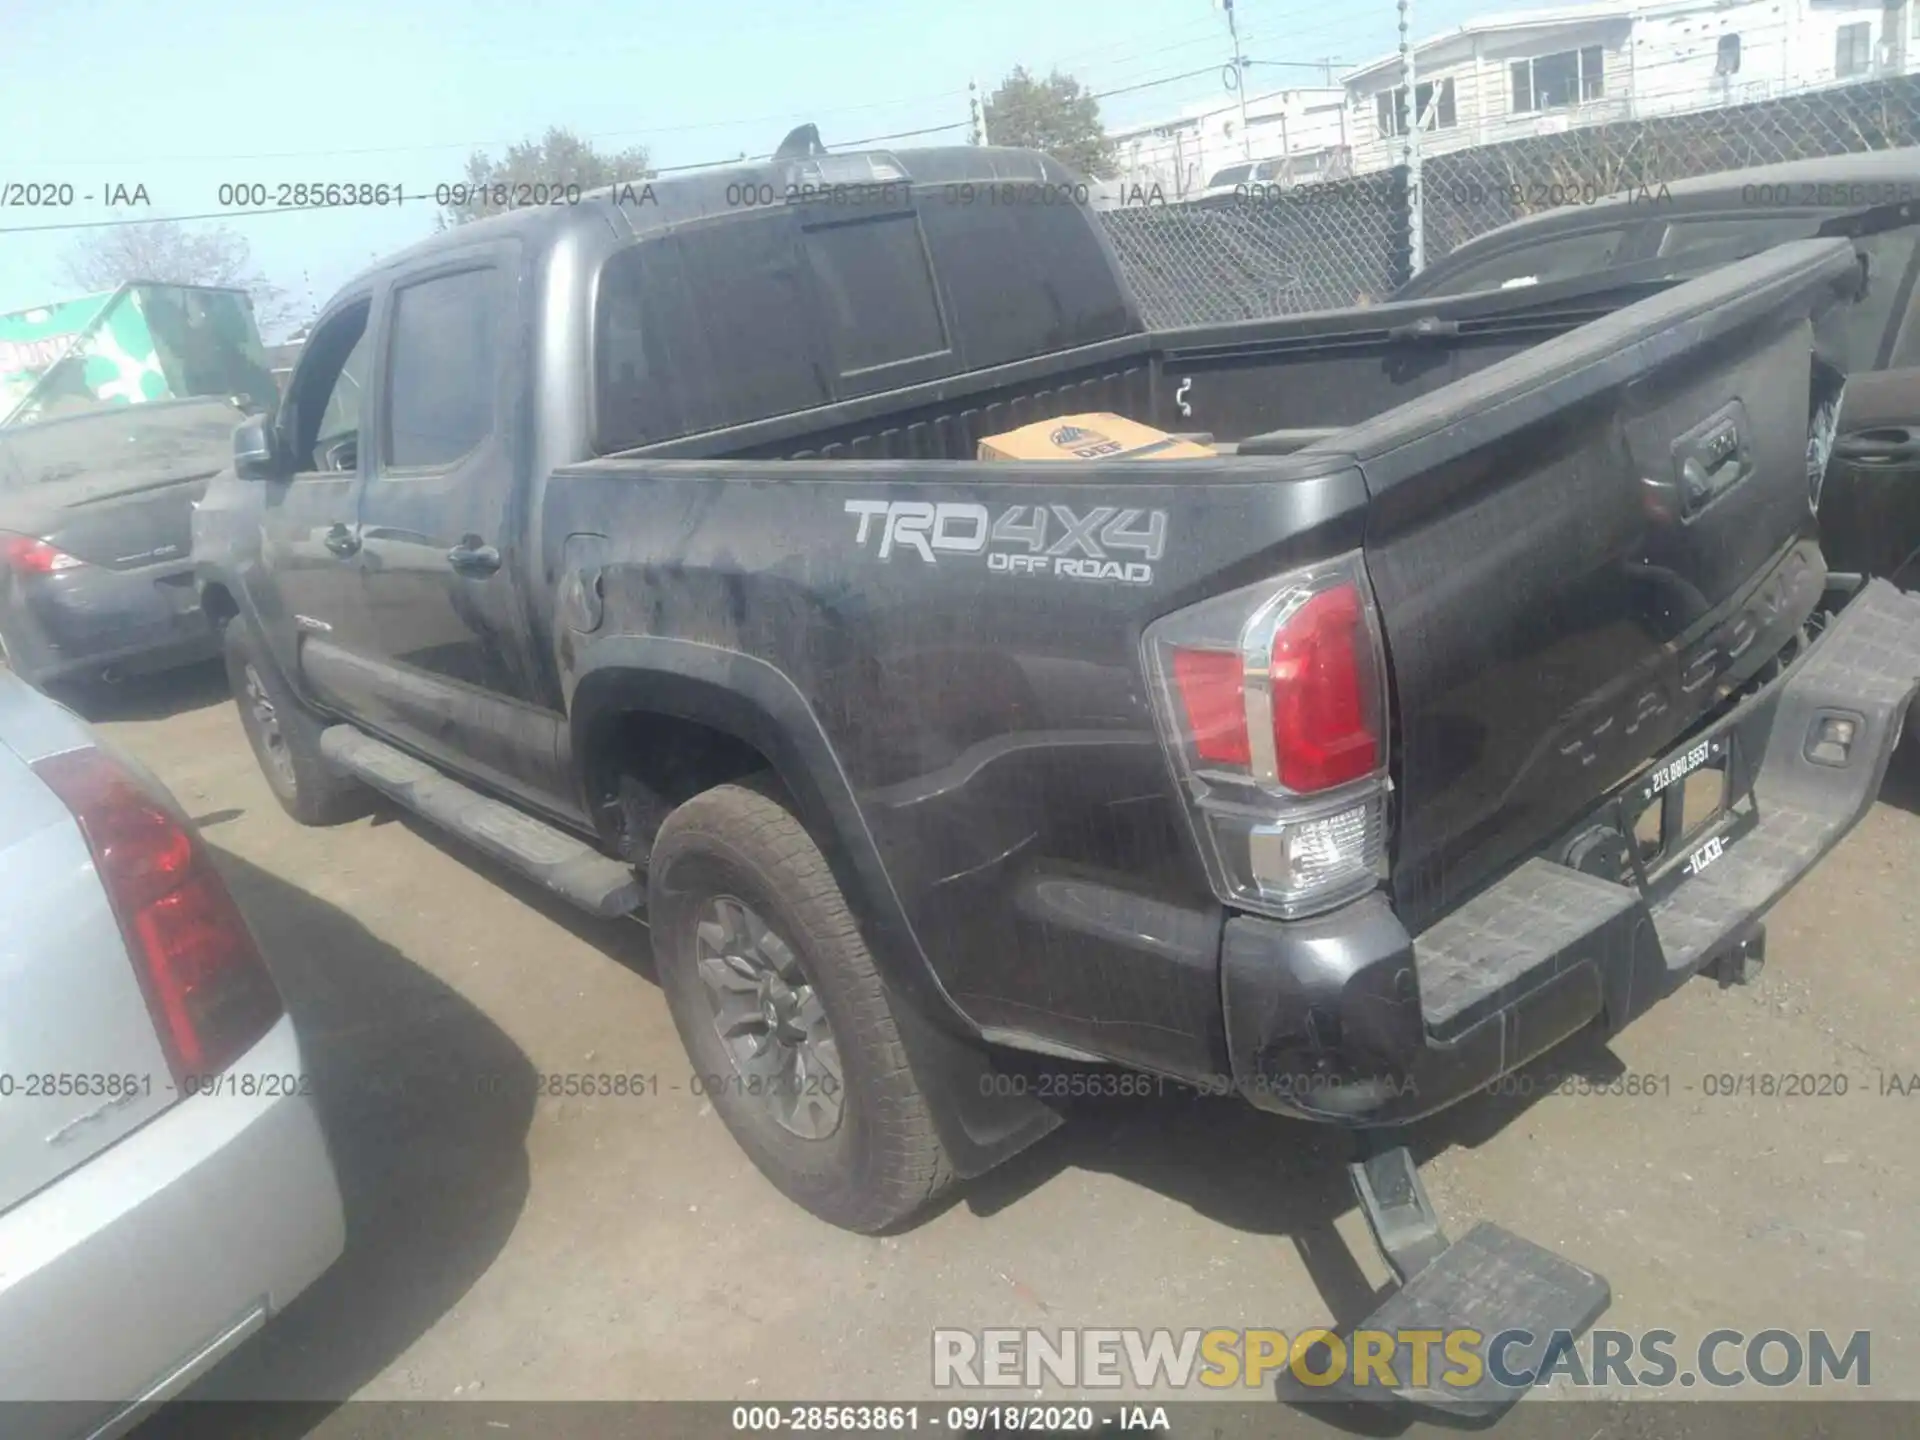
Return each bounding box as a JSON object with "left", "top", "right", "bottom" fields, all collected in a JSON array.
[
  {"left": 596, "top": 236, "right": 717, "bottom": 450},
  {"left": 1420, "top": 227, "right": 1634, "bottom": 297},
  {"left": 384, "top": 268, "right": 500, "bottom": 468},
  {"left": 802, "top": 213, "right": 949, "bottom": 375},
  {"left": 595, "top": 217, "right": 831, "bottom": 451}
]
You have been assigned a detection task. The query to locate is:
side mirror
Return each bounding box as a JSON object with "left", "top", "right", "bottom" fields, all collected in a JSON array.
[{"left": 233, "top": 413, "right": 282, "bottom": 480}]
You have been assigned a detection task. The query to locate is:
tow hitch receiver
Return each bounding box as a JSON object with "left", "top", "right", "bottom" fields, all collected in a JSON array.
[
  {"left": 1714, "top": 925, "right": 1767, "bottom": 987},
  {"left": 1296, "top": 1145, "right": 1611, "bottom": 1417}
]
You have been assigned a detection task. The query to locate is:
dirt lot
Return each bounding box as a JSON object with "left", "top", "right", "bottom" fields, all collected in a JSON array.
[{"left": 71, "top": 662, "right": 1920, "bottom": 1428}]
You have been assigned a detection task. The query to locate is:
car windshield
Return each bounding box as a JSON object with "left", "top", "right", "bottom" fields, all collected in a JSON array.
[
  {"left": 1207, "top": 164, "right": 1253, "bottom": 187},
  {"left": 0, "top": 398, "right": 241, "bottom": 490}
]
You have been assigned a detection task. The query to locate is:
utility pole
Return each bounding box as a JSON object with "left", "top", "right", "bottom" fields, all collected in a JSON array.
[
  {"left": 970, "top": 79, "right": 990, "bottom": 145},
  {"left": 1222, "top": 0, "right": 1252, "bottom": 160},
  {"left": 1400, "top": 0, "right": 1424, "bottom": 275}
]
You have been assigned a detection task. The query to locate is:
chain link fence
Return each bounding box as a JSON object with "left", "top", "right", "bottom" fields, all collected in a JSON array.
[
  {"left": 1099, "top": 170, "right": 1407, "bottom": 328},
  {"left": 1101, "top": 73, "right": 1920, "bottom": 326},
  {"left": 1424, "top": 73, "right": 1920, "bottom": 260}
]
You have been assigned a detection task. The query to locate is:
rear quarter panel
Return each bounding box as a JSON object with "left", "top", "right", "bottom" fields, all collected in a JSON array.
[{"left": 552, "top": 453, "right": 1367, "bottom": 1077}]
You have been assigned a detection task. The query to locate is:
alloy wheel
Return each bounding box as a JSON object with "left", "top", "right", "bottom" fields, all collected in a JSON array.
[{"left": 694, "top": 894, "right": 845, "bottom": 1139}]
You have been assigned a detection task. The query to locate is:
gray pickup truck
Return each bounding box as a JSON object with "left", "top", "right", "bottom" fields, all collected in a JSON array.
[{"left": 194, "top": 143, "right": 1920, "bottom": 1411}]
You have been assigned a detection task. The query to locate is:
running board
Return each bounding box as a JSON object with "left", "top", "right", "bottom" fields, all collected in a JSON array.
[
  {"left": 1285, "top": 1146, "right": 1610, "bottom": 1418},
  {"left": 319, "top": 726, "right": 641, "bottom": 918}
]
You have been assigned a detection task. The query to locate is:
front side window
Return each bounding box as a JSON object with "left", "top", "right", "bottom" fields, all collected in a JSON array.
[
  {"left": 383, "top": 267, "right": 500, "bottom": 470},
  {"left": 1717, "top": 33, "right": 1742, "bottom": 75},
  {"left": 315, "top": 330, "right": 370, "bottom": 461},
  {"left": 288, "top": 303, "right": 370, "bottom": 473}
]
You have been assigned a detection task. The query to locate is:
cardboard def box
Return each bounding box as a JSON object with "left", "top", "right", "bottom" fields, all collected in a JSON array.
[{"left": 978, "top": 413, "right": 1215, "bottom": 463}]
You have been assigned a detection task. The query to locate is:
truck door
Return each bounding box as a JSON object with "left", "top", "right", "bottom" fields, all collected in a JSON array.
[
  {"left": 252, "top": 295, "right": 375, "bottom": 710},
  {"left": 350, "top": 246, "right": 572, "bottom": 817}
]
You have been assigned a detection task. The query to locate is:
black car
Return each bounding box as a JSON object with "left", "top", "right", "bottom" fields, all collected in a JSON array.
[
  {"left": 0, "top": 399, "right": 240, "bottom": 690},
  {"left": 1401, "top": 146, "right": 1920, "bottom": 584},
  {"left": 194, "top": 143, "right": 1920, "bottom": 1408}
]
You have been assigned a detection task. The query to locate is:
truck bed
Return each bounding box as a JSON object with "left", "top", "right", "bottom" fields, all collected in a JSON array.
[{"left": 614, "top": 262, "right": 1695, "bottom": 466}]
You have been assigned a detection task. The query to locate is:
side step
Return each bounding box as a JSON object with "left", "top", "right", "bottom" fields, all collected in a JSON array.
[
  {"left": 1286, "top": 1146, "right": 1610, "bottom": 1418},
  {"left": 319, "top": 726, "right": 641, "bottom": 918}
]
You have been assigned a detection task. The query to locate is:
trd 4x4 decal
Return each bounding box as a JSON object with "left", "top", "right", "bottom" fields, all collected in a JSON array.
[{"left": 844, "top": 500, "right": 1167, "bottom": 584}]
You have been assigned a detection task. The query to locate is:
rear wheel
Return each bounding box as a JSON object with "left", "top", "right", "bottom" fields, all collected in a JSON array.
[
  {"left": 648, "top": 782, "right": 954, "bottom": 1232},
  {"left": 0, "top": 624, "right": 49, "bottom": 693},
  {"left": 224, "top": 621, "right": 367, "bottom": 825}
]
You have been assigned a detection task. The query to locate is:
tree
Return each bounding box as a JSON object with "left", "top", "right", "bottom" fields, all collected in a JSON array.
[
  {"left": 56, "top": 220, "right": 300, "bottom": 338},
  {"left": 984, "top": 67, "right": 1117, "bottom": 179},
  {"left": 441, "top": 126, "right": 653, "bottom": 227}
]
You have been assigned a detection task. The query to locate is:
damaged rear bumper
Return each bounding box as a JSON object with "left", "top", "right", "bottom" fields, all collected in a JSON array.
[{"left": 1222, "top": 578, "right": 1920, "bottom": 1125}]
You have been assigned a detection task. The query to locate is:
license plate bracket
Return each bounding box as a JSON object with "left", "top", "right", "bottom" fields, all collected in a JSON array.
[{"left": 1623, "top": 725, "right": 1755, "bottom": 898}]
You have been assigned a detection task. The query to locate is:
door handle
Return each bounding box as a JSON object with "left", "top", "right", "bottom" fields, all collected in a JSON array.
[
  {"left": 1834, "top": 428, "right": 1920, "bottom": 465},
  {"left": 323, "top": 523, "right": 360, "bottom": 558},
  {"left": 447, "top": 538, "right": 502, "bottom": 576}
]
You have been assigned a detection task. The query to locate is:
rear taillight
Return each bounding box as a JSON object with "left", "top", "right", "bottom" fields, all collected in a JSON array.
[
  {"left": 1266, "top": 584, "right": 1381, "bottom": 792},
  {"left": 1145, "top": 553, "right": 1391, "bottom": 919},
  {"left": 1170, "top": 647, "right": 1252, "bottom": 766},
  {"left": 31, "top": 747, "right": 283, "bottom": 1081},
  {"left": 1, "top": 533, "right": 83, "bottom": 576}
]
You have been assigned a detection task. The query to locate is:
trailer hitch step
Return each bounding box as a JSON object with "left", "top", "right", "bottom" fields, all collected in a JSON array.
[
  {"left": 1288, "top": 1145, "right": 1611, "bottom": 1418},
  {"left": 1349, "top": 1144, "right": 1449, "bottom": 1285}
]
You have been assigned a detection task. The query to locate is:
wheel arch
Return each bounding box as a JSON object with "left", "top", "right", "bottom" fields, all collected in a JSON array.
[
  {"left": 568, "top": 635, "right": 963, "bottom": 1034},
  {"left": 572, "top": 635, "right": 1065, "bottom": 1180}
]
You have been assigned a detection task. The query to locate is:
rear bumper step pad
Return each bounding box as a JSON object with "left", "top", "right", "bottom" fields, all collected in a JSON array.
[
  {"left": 319, "top": 726, "right": 640, "bottom": 918},
  {"left": 1286, "top": 1146, "right": 1609, "bottom": 1418},
  {"left": 1412, "top": 579, "right": 1920, "bottom": 1037}
]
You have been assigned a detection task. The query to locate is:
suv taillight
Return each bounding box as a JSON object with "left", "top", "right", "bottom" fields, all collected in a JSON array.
[
  {"left": 1144, "top": 553, "right": 1391, "bottom": 919},
  {"left": 1, "top": 533, "right": 82, "bottom": 576},
  {"left": 32, "top": 746, "right": 283, "bottom": 1081}
]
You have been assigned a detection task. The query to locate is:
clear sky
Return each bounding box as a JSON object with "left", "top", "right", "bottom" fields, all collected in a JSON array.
[{"left": 2, "top": 0, "right": 1507, "bottom": 332}]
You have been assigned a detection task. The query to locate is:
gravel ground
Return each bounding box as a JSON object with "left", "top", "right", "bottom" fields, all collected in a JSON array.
[{"left": 65, "top": 662, "right": 1918, "bottom": 1434}]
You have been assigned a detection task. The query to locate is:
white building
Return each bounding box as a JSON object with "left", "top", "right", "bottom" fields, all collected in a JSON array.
[
  {"left": 1109, "top": 85, "right": 1351, "bottom": 199},
  {"left": 1341, "top": 0, "right": 1914, "bottom": 174}
]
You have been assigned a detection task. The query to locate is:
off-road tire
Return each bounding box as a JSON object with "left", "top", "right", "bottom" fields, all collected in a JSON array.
[
  {"left": 224, "top": 620, "right": 368, "bottom": 826},
  {"left": 648, "top": 781, "right": 955, "bottom": 1232}
]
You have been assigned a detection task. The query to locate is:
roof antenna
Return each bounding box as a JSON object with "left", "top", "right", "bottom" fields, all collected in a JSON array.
[{"left": 774, "top": 123, "right": 827, "bottom": 160}]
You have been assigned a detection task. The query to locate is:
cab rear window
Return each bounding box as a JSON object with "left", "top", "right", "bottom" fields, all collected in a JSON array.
[{"left": 594, "top": 185, "right": 1136, "bottom": 452}]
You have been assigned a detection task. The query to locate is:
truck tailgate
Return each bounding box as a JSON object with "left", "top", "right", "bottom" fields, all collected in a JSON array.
[{"left": 1313, "top": 239, "right": 1860, "bottom": 932}]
